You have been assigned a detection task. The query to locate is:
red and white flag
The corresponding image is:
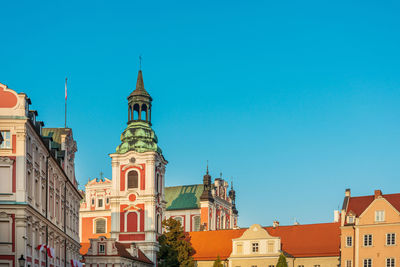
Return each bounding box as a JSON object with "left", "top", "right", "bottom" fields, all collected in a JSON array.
[{"left": 36, "top": 244, "right": 46, "bottom": 252}]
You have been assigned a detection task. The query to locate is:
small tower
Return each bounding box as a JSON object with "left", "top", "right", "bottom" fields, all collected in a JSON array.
[
  {"left": 110, "top": 70, "right": 167, "bottom": 265},
  {"left": 229, "top": 182, "right": 238, "bottom": 228}
]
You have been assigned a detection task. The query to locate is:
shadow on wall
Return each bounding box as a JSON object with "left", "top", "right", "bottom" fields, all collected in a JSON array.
[{"left": 169, "top": 185, "right": 200, "bottom": 210}]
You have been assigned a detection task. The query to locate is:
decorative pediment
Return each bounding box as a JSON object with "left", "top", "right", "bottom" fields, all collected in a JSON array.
[
  {"left": 122, "top": 164, "right": 144, "bottom": 171},
  {"left": 235, "top": 224, "right": 279, "bottom": 240},
  {"left": 0, "top": 157, "right": 14, "bottom": 165},
  {"left": 123, "top": 204, "right": 142, "bottom": 211}
]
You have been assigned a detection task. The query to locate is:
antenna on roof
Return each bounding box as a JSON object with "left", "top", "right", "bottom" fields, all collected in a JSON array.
[{"left": 100, "top": 171, "right": 104, "bottom": 181}]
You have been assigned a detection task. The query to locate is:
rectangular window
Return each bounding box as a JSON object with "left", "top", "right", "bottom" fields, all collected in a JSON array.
[
  {"left": 314, "top": 265, "right": 320, "bottom": 267},
  {"left": 98, "top": 199, "right": 103, "bottom": 208},
  {"left": 387, "top": 233, "right": 396, "bottom": 245},
  {"left": 268, "top": 265, "right": 275, "bottom": 267},
  {"left": 347, "top": 216, "right": 355, "bottom": 224},
  {"left": 267, "top": 241, "right": 274, "bottom": 252},
  {"left": 363, "top": 259, "right": 372, "bottom": 267},
  {"left": 0, "top": 131, "right": 11, "bottom": 149},
  {"left": 0, "top": 166, "right": 12, "bottom": 194},
  {"left": 346, "top": 236, "right": 353, "bottom": 247},
  {"left": 99, "top": 243, "right": 105, "bottom": 254},
  {"left": 387, "top": 258, "right": 395, "bottom": 267},
  {"left": 106, "top": 198, "right": 109, "bottom": 204},
  {"left": 236, "top": 243, "right": 243, "bottom": 254},
  {"left": 252, "top": 242, "right": 259, "bottom": 253},
  {"left": 346, "top": 260, "right": 352, "bottom": 267},
  {"left": 375, "top": 210, "right": 385, "bottom": 222},
  {"left": 91, "top": 198, "right": 94, "bottom": 205},
  {"left": 363, "top": 234, "right": 372, "bottom": 246},
  {"left": 298, "top": 266, "right": 304, "bottom": 267},
  {"left": 0, "top": 221, "right": 10, "bottom": 242}
]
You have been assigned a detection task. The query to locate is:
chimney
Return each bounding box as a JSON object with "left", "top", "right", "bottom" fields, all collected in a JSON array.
[
  {"left": 334, "top": 210, "right": 340, "bottom": 222},
  {"left": 345, "top": 188, "right": 351, "bottom": 197},
  {"left": 273, "top": 220, "right": 280, "bottom": 228},
  {"left": 374, "top": 189, "right": 382, "bottom": 199}
]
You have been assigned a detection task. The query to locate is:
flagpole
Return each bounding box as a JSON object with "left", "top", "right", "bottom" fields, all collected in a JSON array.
[{"left": 65, "top": 77, "right": 67, "bottom": 128}]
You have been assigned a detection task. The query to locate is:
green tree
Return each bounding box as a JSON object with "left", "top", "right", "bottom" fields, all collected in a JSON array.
[
  {"left": 213, "top": 255, "right": 223, "bottom": 267},
  {"left": 276, "top": 253, "right": 288, "bottom": 267},
  {"left": 157, "top": 218, "right": 195, "bottom": 267}
]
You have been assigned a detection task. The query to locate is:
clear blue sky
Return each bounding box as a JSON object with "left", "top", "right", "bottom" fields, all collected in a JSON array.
[{"left": 1, "top": 0, "right": 400, "bottom": 227}]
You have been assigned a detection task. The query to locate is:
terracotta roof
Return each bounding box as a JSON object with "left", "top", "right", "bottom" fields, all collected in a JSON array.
[
  {"left": 80, "top": 242, "right": 152, "bottom": 264},
  {"left": 80, "top": 243, "right": 90, "bottom": 255},
  {"left": 188, "top": 222, "right": 340, "bottom": 260},
  {"left": 115, "top": 243, "right": 153, "bottom": 264},
  {"left": 347, "top": 193, "right": 400, "bottom": 216}
]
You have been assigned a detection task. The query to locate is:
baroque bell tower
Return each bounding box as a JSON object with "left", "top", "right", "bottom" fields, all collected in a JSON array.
[{"left": 109, "top": 70, "right": 167, "bottom": 264}]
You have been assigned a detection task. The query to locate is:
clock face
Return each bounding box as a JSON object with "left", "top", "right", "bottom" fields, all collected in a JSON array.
[{"left": 130, "top": 157, "right": 136, "bottom": 164}]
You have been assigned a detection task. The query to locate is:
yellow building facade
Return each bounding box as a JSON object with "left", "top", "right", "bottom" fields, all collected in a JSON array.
[{"left": 341, "top": 189, "right": 400, "bottom": 267}]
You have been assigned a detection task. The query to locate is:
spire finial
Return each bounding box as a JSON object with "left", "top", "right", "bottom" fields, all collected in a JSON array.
[
  {"left": 206, "top": 160, "right": 209, "bottom": 174},
  {"left": 220, "top": 172, "right": 222, "bottom": 178},
  {"left": 139, "top": 55, "right": 142, "bottom": 70},
  {"left": 231, "top": 178, "right": 234, "bottom": 190}
]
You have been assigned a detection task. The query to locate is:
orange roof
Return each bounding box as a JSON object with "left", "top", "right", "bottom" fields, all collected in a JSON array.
[
  {"left": 80, "top": 243, "right": 90, "bottom": 255},
  {"left": 347, "top": 193, "right": 400, "bottom": 216},
  {"left": 188, "top": 222, "right": 340, "bottom": 260}
]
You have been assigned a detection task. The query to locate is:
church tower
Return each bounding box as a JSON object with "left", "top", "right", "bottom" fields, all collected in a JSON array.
[{"left": 109, "top": 70, "right": 167, "bottom": 264}]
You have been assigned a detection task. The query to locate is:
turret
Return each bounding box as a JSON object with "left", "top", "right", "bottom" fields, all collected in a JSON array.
[{"left": 200, "top": 164, "right": 214, "bottom": 202}]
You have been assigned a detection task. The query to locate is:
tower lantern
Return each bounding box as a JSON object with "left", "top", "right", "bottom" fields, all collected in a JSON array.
[{"left": 127, "top": 70, "right": 152, "bottom": 124}]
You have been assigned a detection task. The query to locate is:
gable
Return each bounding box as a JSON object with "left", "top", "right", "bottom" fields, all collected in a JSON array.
[
  {"left": 359, "top": 197, "right": 400, "bottom": 224},
  {"left": 165, "top": 184, "right": 204, "bottom": 211},
  {"left": 234, "top": 224, "right": 278, "bottom": 240}
]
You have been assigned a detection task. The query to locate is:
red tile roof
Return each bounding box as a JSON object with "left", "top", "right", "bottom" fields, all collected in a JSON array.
[
  {"left": 188, "top": 222, "right": 340, "bottom": 260},
  {"left": 80, "top": 242, "right": 152, "bottom": 264},
  {"left": 347, "top": 193, "right": 400, "bottom": 216}
]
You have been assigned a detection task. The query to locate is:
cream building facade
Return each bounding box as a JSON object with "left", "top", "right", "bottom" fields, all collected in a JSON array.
[{"left": 0, "top": 83, "right": 82, "bottom": 267}]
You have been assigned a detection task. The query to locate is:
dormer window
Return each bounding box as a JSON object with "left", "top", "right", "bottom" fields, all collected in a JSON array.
[
  {"left": 347, "top": 216, "right": 355, "bottom": 224},
  {"left": 99, "top": 243, "right": 105, "bottom": 254},
  {"left": 375, "top": 210, "right": 385, "bottom": 222}
]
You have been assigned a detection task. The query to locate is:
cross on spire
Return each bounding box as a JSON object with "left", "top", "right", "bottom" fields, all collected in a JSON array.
[{"left": 99, "top": 171, "right": 104, "bottom": 181}]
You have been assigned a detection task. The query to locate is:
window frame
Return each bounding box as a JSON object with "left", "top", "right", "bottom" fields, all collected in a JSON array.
[
  {"left": 346, "top": 236, "right": 353, "bottom": 247},
  {"left": 126, "top": 170, "right": 140, "bottom": 190},
  {"left": 363, "top": 258, "right": 372, "bottom": 267},
  {"left": 375, "top": 210, "right": 385, "bottom": 222},
  {"left": 386, "top": 233, "right": 396, "bottom": 246},
  {"left": 386, "top": 258, "right": 395, "bottom": 267},
  {"left": 94, "top": 218, "right": 107, "bottom": 234},
  {"left": 363, "top": 234, "right": 372, "bottom": 247},
  {"left": 251, "top": 242, "right": 259, "bottom": 253},
  {"left": 0, "top": 131, "right": 11, "bottom": 149},
  {"left": 98, "top": 243, "right": 105, "bottom": 254}
]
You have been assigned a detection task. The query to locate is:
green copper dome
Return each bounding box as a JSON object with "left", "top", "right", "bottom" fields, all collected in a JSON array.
[{"left": 116, "top": 121, "right": 162, "bottom": 154}]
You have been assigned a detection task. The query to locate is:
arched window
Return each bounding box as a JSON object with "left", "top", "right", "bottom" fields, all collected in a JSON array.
[
  {"left": 141, "top": 104, "right": 148, "bottom": 121},
  {"left": 95, "top": 218, "right": 106, "bottom": 234},
  {"left": 133, "top": 104, "right": 140, "bottom": 120},
  {"left": 127, "top": 171, "right": 138, "bottom": 189},
  {"left": 193, "top": 216, "right": 201, "bottom": 231}
]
